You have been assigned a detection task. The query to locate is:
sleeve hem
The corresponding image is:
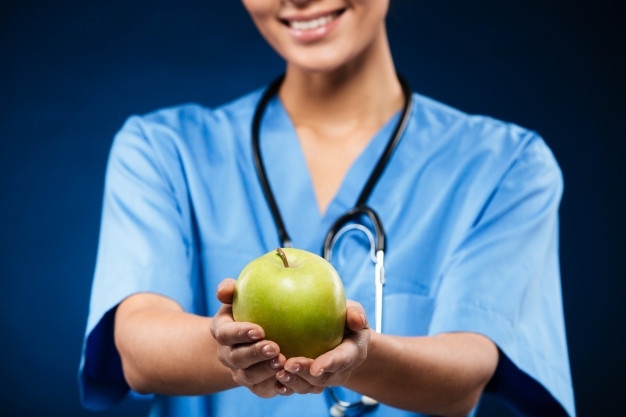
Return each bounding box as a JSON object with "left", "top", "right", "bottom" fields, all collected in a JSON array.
[
  {"left": 429, "top": 300, "right": 576, "bottom": 417},
  {"left": 79, "top": 306, "right": 130, "bottom": 410}
]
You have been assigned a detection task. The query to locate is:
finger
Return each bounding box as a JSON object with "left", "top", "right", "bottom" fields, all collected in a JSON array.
[
  {"left": 228, "top": 341, "right": 282, "bottom": 370},
  {"left": 212, "top": 305, "right": 265, "bottom": 346},
  {"left": 275, "top": 381, "right": 294, "bottom": 396},
  {"left": 281, "top": 358, "right": 328, "bottom": 392},
  {"left": 308, "top": 330, "right": 369, "bottom": 384},
  {"left": 247, "top": 377, "right": 283, "bottom": 399},
  {"left": 276, "top": 363, "right": 325, "bottom": 395},
  {"left": 216, "top": 278, "right": 236, "bottom": 304},
  {"left": 277, "top": 372, "right": 324, "bottom": 395},
  {"left": 231, "top": 355, "right": 285, "bottom": 386},
  {"left": 345, "top": 300, "right": 368, "bottom": 332}
]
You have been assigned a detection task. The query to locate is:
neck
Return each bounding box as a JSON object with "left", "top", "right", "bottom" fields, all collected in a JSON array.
[
  {"left": 273, "top": 30, "right": 406, "bottom": 214},
  {"left": 278, "top": 32, "right": 403, "bottom": 131}
]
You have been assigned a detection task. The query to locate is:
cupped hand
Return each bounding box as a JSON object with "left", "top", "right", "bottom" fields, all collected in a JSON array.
[
  {"left": 211, "top": 278, "right": 290, "bottom": 398},
  {"left": 275, "top": 300, "right": 370, "bottom": 394}
]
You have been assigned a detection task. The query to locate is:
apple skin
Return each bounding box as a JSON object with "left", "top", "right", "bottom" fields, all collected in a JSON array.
[{"left": 232, "top": 248, "right": 346, "bottom": 359}]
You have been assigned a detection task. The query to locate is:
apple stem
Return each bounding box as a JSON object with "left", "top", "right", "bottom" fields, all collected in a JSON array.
[{"left": 276, "top": 247, "right": 290, "bottom": 268}]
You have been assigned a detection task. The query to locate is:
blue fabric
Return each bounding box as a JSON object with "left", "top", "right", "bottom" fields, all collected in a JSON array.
[{"left": 79, "top": 85, "right": 575, "bottom": 416}]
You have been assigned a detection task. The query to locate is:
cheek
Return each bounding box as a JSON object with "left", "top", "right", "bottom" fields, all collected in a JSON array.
[
  {"left": 240, "top": 0, "right": 264, "bottom": 14},
  {"left": 240, "top": 0, "right": 281, "bottom": 45},
  {"left": 358, "top": 0, "right": 390, "bottom": 31},
  {"left": 241, "top": 0, "right": 272, "bottom": 30},
  {"left": 242, "top": 0, "right": 280, "bottom": 17}
]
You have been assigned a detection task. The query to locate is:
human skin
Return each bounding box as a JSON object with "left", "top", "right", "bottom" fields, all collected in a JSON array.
[
  {"left": 242, "top": 0, "right": 403, "bottom": 212},
  {"left": 114, "top": 1, "right": 499, "bottom": 415},
  {"left": 213, "top": 279, "right": 497, "bottom": 417}
]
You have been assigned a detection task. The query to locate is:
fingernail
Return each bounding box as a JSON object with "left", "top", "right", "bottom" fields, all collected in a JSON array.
[
  {"left": 262, "top": 344, "right": 277, "bottom": 357},
  {"left": 276, "top": 383, "right": 288, "bottom": 395},
  {"left": 313, "top": 367, "right": 325, "bottom": 377},
  {"left": 247, "top": 329, "right": 261, "bottom": 340},
  {"left": 270, "top": 358, "right": 282, "bottom": 370},
  {"left": 216, "top": 283, "right": 229, "bottom": 296},
  {"left": 285, "top": 363, "right": 300, "bottom": 373},
  {"left": 361, "top": 314, "right": 368, "bottom": 327},
  {"left": 277, "top": 370, "right": 292, "bottom": 383}
]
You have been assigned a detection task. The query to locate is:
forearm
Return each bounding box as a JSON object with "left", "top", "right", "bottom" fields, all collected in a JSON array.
[
  {"left": 346, "top": 331, "right": 498, "bottom": 417},
  {"left": 114, "top": 293, "right": 237, "bottom": 396}
]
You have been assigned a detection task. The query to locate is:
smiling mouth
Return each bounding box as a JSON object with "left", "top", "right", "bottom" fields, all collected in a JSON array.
[{"left": 282, "top": 9, "right": 345, "bottom": 31}]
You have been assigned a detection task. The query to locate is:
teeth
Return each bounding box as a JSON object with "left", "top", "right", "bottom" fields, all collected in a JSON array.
[{"left": 290, "top": 14, "right": 335, "bottom": 31}]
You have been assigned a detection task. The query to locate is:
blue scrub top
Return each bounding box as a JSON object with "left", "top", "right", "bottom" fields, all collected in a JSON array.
[{"left": 79, "top": 85, "right": 575, "bottom": 417}]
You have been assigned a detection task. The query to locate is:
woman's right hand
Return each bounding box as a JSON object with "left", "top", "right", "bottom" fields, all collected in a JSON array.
[{"left": 210, "top": 278, "right": 289, "bottom": 398}]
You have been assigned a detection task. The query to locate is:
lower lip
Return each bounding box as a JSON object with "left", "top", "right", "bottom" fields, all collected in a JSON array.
[{"left": 287, "top": 14, "right": 343, "bottom": 43}]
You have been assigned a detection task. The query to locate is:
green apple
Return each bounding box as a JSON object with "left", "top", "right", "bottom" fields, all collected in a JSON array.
[{"left": 232, "top": 247, "right": 346, "bottom": 359}]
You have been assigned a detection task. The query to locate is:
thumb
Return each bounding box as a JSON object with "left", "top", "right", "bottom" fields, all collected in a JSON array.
[
  {"left": 216, "top": 278, "right": 236, "bottom": 304},
  {"left": 345, "top": 300, "right": 368, "bottom": 332}
]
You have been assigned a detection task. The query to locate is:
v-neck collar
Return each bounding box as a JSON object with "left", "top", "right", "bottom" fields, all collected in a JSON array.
[{"left": 259, "top": 96, "right": 401, "bottom": 253}]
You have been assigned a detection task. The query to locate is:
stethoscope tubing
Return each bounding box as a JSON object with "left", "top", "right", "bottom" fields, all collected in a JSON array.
[
  {"left": 251, "top": 74, "right": 292, "bottom": 247},
  {"left": 251, "top": 73, "right": 413, "bottom": 417},
  {"left": 251, "top": 73, "right": 413, "bottom": 253}
]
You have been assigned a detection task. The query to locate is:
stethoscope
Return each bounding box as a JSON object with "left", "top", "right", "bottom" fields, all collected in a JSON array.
[{"left": 252, "top": 74, "right": 413, "bottom": 416}]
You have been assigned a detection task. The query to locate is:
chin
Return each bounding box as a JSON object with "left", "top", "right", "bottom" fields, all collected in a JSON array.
[{"left": 285, "top": 48, "right": 359, "bottom": 76}]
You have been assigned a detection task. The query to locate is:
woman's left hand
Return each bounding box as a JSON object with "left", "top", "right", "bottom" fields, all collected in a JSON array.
[{"left": 275, "top": 300, "right": 370, "bottom": 395}]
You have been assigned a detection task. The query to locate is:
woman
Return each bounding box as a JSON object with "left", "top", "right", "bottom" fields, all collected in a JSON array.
[{"left": 79, "top": 1, "right": 575, "bottom": 416}]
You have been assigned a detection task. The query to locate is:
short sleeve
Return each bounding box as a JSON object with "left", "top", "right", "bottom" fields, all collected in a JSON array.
[
  {"left": 429, "top": 134, "right": 575, "bottom": 416},
  {"left": 79, "top": 115, "right": 196, "bottom": 409}
]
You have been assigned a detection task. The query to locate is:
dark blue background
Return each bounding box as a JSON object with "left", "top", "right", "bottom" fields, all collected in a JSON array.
[{"left": 1, "top": 1, "right": 624, "bottom": 416}]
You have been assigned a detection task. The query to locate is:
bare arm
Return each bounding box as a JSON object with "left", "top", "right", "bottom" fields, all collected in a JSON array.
[
  {"left": 279, "top": 328, "right": 497, "bottom": 417},
  {"left": 113, "top": 292, "right": 240, "bottom": 395},
  {"left": 116, "top": 287, "right": 497, "bottom": 416},
  {"left": 273, "top": 328, "right": 496, "bottom": 417},
  {"left": 345, "top": 331, "right": 498, "bottom": 417},
  {"left": 213, "top": 279, "right": 497, "bottom": 416},
  {"left": 267, "top": 295, "right": 497, "bottom": 417}
]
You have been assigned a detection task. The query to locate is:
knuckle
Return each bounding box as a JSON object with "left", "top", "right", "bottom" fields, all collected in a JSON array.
[
  {"left": 311, "top": 386, "right": 325, "bottom": 394},
  {"left": 233, "top": 368, "right": 269, "bottom": 389},
  {"left": 244, "top": 366, "right": 270, "bottom": 384},
  {"left": 235, "top": 325, "right": 250, "bottom": 340},
  {"left": 252, "top": 343, "right": 264, "bottom": 359},
  {"left": 321, "top": 372, "right": 334, "bottom": 384},
  {"left": 227, "top": 348, "right": 238, "bottom": 365},
  {"left": 239, "top": 368, "right": 255, "bottom": 383},
  {"left": 216, "top": 349, "right": 232, "bottom": 368},
  {"left": 238, "top": 361, "right": 276, "bottom": 386},
  {"left": 213, "top": 321, "right": 251, "bottom": 346},
  {"left": 231, "top": 370, "right": 249, "bottom": 387},
  {"left": 212, "top": 326, "right": 228, "bottom": 344},
  {"left": 312, "top": 370, "right": 337, "bottom": 387},
  {"left": 252, "top": 381, "right": 278, "bottom": 398}
]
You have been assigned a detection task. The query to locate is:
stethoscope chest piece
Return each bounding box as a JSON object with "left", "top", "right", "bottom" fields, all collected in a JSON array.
[{"left": 328, "top": 390, "right": 379, "bottom": 417}]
